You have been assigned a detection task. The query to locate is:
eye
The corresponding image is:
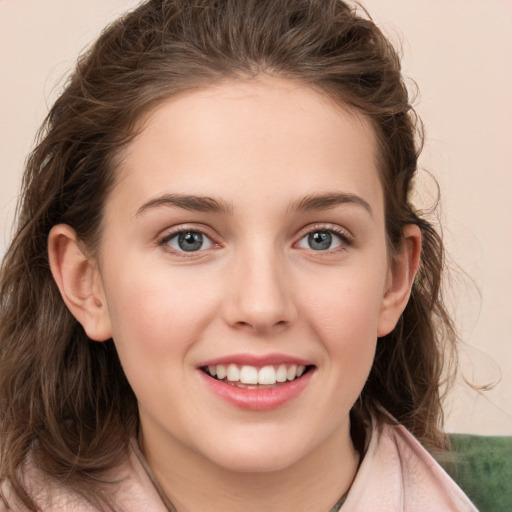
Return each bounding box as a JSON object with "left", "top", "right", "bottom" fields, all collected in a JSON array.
[
  {"left": 296, "top": 230, "right": 344, "bottom": 251},
  {"left": 164, "top": 230, "right": 214, "bottom": 252}
]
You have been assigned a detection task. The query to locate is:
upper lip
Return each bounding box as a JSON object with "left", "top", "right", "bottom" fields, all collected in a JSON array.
[{"left": 198, "top": 353, "right": 313, "bottom": 368}]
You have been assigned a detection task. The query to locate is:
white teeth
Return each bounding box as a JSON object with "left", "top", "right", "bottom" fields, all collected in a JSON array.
[
  {"left": 286, "top": 364, "right": 297, "bottom": 381},
  {"left": 240, "top": 365, "right": 258, "bottom": 384},
  {"left": 258, "top": 366, "right": 277, "bottom": 385},
  {"left": 226, "top": 364, "right": 240, "bottom": 382},
  {"left": 276, "top": 365, "right": 288, "bottom": 382},
  {"left": 207, "top": 363, "right": 308, "bottom": 385},
  {"left": 216, "top": 364, "right": 227, "bottom": 380}
]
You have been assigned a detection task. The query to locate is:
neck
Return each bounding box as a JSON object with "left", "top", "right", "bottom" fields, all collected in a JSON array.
[{"left": 139, "top": 420, "right": 360, "bottom": 512}]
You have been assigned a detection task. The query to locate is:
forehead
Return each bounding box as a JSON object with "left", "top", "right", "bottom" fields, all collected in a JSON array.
[{"left": 112, "top": 77, "right": 383, "bottom": 218}]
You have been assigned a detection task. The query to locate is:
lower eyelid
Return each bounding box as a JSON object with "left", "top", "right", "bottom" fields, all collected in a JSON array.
[
  {"left": 296, "top": 233, "right": 342, "bottom": 250},
  {"left": 295, "top": 226, "right": 352, "bottom": 248},
  {"left": 160, "top": 229, "right": 217, "bottom": 253},
  {"left": 158, "top": 225, "right": 352, "bottom": 253}
]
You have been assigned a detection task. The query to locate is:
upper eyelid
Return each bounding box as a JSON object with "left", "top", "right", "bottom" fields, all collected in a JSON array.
[
  {"left": 293, "top": 224, "right": 354, "bottom": 252},
  {"left": 159, "top": 223, "right": 217, "bottom": 239},
  {"left": 296, "top": 223, "right": 353, "bottom": 239},
  {"left": 158, "top": 227, "right": 220, "bottom": 258},
  {"left": 156, "top": 222, "right": 353, "bottom": 246},
  {"left": 157, "top": 225, "right": 221, "bottom": 251},
  {"left": 161, "top": 229, "right": 212, "bottom": 242}
]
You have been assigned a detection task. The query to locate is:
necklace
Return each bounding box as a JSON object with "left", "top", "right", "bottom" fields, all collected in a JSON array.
[
  {"left": 330, "top": 493, "right": 348, "bottom": 511},
  {"left": 133, "top": 439, "right": 350, "bottom": 511}
]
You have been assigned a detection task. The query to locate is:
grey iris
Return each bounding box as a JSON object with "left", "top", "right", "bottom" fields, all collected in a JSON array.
[
  {"left": 178, "top": 232, "right": 204, "bottom": 251},
  {"left": 308, "top": 231, "right": 332, "bottom": 250}
]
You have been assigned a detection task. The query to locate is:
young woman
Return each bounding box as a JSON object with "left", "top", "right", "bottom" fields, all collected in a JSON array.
[{"left": 0, "top": 0, "right": 477, "bottom": 510}]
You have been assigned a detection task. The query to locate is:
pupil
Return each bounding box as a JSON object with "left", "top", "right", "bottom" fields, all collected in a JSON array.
[
  {"left": 178, "top": 232, "right": 203, "bottom": 252},
  {"left": 308, "top": 231, "right": 332, "bottom": 250}
]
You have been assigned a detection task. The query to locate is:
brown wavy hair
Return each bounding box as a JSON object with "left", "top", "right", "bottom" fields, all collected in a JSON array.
[{"left": 0, "top": 0, "right": 456, "bottom": 509}]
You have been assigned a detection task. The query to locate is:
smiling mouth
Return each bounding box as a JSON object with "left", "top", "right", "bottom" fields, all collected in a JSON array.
[{"left": 201, "top": 363, "right": 314, "bottom": 389}]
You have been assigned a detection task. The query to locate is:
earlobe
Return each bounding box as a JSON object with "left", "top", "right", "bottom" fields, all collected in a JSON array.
[
  {"left": 48, "top": 224, "right": 112, "bottom": 342},
  {"left": 377, "top": 224, "right": 422, "bottom": 337}
]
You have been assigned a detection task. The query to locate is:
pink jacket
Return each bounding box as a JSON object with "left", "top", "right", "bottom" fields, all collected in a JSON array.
[
  {"left": 1, "top": 422, "right": 477, "bottom": 511},
  {"left": 342, "top": 422, "right": 477, "bottom": 511}
]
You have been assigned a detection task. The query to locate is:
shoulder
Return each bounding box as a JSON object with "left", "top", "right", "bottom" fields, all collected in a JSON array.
[
  {"left": 0, "top": 441, "right": 168, "bottom": 511},
  {"left": 342, "top": 421, "right": 478, "bottom": 512},
  {"left": 0, "top": 472, "right": 97, "bottom": 512}
]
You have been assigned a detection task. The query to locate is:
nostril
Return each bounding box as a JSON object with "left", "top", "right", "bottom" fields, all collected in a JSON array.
[{"left": 231, "top": 319, "right": 291, "bottom": 335}]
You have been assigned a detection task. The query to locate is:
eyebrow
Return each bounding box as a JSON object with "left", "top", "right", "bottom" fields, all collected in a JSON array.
[
  {"left": 289, "top": 192, "right": 373, "bottom": 216},
  {"left": 136, "top": 191, "right": 372, "bottom": 217},
  {"left": 136, "top": 193, "right": 233, "bottom": 216}
]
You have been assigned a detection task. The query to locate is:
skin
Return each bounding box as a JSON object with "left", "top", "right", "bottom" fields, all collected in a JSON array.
[{"left": 49, "top": 76, "right": 420, "bottom": 511}]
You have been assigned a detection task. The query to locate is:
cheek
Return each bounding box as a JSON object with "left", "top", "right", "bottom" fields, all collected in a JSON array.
[
  {"left": 299, "top": 264, "right": 387, "bottom": 373},
  {"left": 100, "top": 266, "right": 220, "bottom": 421},
  {"left": 102, "top": 263, "right": 219, "bottom": 358},
  {"left": 292, "top": 274, "right": 382, "bottom": 431},
  {"left": 316, "top": 295, "right": 379, "bottom": 375},
  {"left": 305, "top": 266, "right": 386, "bottom": 334}
]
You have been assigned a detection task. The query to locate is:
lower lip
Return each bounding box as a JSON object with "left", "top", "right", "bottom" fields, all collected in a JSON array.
[{"left": 199, "top": 370, "right": 314, "bottom": 411}]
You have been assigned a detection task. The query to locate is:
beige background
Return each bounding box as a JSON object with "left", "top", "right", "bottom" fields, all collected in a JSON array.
[{"left": 0, "top": 0, "right": 510, "bottom": 435}]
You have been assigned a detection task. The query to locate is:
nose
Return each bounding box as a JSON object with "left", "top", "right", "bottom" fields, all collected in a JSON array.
[{"left": 222, "top": 244, "right": 297, "bottom": 335}]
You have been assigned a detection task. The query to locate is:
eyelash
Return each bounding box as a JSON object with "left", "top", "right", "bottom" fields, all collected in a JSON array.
[
  {"left": 295, "top": 224, "right": 353, "bottom": 253},
  {"left": 157, "top": 226, "right": 219, "bottom": 258},
  {"left": 157, "top": 224, "right": 353, "bottom": 256}
]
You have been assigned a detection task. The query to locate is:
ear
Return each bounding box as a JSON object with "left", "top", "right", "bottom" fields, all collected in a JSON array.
[
  {"left": 377, "top": 224, "right": 421, "bottom": 337},
  {"left": 48, "top": 224, "right": 112, "bottom": 342}
]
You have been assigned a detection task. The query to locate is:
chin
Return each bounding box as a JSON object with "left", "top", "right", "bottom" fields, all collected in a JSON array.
[
  {"left": 210, "top": 451, "right": 303, "bottom": 475},
  {"left": 197, "top": 430, "right": 318, "bottom": 475}
]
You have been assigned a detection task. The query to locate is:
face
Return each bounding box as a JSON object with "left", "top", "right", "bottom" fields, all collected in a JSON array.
[{"left": 93, "top": 77, "right": 401, "bottom": 474}]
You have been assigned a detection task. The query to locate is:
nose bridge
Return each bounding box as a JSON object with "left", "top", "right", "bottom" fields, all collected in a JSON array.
[{"left": 224, "top": 236, "right": 296, "bottom": 333}]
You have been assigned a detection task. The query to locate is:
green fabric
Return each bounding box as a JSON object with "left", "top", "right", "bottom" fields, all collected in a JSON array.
[{"left": 441, "top": 434, "right": 512, "bottom": 512}]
